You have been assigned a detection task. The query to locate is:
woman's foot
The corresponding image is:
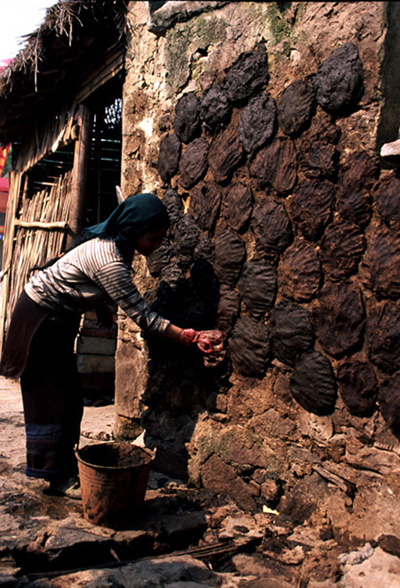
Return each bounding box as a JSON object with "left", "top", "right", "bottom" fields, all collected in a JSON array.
[{"left": 43, "top": 476, "right": 81, "bottom": 500}]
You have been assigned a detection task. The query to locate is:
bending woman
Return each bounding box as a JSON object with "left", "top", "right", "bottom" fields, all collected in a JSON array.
[{"left": 0, "top": 192, "right": 199, "bottom": 498}]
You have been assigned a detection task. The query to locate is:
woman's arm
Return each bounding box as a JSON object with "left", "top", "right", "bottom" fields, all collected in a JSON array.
[
  {"left": 94, "top": 262, "right": 197, "bottom": 344},
  {"left": 162, "top": 323, "right": 183, "bottom": 342},
  {"left": 94, "top": 260, "right": 170, "bottom": 334},
  {"left": 162, "top": 324, "right": 197, "bottom": 346}
]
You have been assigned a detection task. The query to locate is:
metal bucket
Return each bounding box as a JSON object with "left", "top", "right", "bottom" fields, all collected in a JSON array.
[{"left": 76, "top": 442, "right": 155, "bottom": 529}]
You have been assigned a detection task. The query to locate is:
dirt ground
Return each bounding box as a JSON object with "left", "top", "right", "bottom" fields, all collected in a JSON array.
[{"left": 1, "top": 376, "right": 400, "bottom": 587}]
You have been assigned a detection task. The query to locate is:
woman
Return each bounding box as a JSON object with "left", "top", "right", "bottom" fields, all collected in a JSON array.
[{"left": 0, "top": 192, "right": 202, "bottom": 498}]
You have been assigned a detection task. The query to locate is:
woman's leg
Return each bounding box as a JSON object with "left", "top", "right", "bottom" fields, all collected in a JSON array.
[{"left": 20, "top": 312, "right": 83, "bottom": 482}]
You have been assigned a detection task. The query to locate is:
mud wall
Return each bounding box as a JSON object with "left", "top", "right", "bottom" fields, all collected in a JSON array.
[{"left": 116, "top": 1, "right": 400, "bottom": 544}]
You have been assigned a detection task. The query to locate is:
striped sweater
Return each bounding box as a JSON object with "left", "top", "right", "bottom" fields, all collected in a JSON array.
[{"left": 25, "top": 237, "right": 169, "bottom": 334}]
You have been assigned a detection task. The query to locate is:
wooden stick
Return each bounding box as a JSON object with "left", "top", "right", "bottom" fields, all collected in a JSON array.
[
  {"left": 14, "top": 220, "right": 68, "bottom": 230},
  {"left": 313, "top": 464, "right": 356, "bottom": 497},
  {"left": 25, "top": 537, "right": 258, "bottom": 581}
]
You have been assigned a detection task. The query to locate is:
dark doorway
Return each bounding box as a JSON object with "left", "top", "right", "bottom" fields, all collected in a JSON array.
[
  {"left": 85, "top": 77, "right": 122, "bottom": 226},
  {"left": 77, "top": 76, "right": 123, "bottom": 405}
]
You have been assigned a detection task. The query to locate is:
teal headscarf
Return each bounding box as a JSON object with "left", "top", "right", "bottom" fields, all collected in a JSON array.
[{"left": 82, "top": 193, "right": 170, "bottom": 264}]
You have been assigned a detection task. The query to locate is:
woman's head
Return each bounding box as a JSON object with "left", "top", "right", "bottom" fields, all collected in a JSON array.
[
  {"left": 83, "top": 192, "right": 170, "bottom": 261},
  {"left": 106, "top": 192, "right": 169, "bottom": 236},
  {"left": 130, "top": 225, "right": 169, "bottom": 256}
]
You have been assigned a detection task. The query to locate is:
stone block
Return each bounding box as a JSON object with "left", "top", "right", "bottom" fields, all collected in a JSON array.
[{"left": 77, "top": 355, "right": 115, "bottom": 374}]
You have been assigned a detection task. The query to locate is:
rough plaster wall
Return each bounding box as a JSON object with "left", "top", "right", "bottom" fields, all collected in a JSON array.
[
  {"left": 117, "top": 1, "right": 400, "bottom": 545},
  {"left": 121, "top": 3, "right": 384, "bottom": 193}
]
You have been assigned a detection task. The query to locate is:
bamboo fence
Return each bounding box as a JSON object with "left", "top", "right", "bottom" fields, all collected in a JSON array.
[{"left": 0, "top": 169, "right": 73, "bottom": 348}]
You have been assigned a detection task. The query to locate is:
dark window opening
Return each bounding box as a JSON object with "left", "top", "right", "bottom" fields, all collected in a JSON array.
[{"left": 85, "top": 77, "right": 122, "bottom": 227}]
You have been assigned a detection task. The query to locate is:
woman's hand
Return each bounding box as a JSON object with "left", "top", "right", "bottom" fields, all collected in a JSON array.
[
  {"left": 163, "top": 324, "right": 198, "bottom": 345},
  {"left": 163, "top": 325, "right": 226, "bottom": 366},
  {"left": 178, "top": 328, "right": 198, "bottom": 346},
  {"left": 95, "top": 303, "right": 114, "bottom": 329},
  {"left": 194, "top": 330, "right": 226, "bottom": 367}
]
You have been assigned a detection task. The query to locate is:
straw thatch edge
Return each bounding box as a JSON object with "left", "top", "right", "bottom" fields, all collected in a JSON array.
[{"left": 0, "top": 0, "right": 128, "bottom": 145}]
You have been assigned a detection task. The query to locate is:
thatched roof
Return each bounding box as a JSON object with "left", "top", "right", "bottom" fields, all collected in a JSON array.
[{"left": 0, "top": 0, "right": 128, "bottom": 147}]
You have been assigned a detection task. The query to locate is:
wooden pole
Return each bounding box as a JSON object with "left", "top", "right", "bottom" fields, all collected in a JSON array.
[
  {"left": 67, "top": 104, "right": 93, "bottom": 246},
  {"left": 14, "top": 220, "right": 69, "bottom": 230}
]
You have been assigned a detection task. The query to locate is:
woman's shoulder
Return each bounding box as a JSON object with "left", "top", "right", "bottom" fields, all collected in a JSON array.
[{"left": 76, "top": 237, "right": 125, "bottom": 264}]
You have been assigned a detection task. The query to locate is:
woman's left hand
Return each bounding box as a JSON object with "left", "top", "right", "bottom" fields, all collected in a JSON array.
[
  {"left": 178, "top": 328, "right": 198, "bottom": 346},
  {"left": 95, "top": 303, "right": 114, "bottom": 329}
]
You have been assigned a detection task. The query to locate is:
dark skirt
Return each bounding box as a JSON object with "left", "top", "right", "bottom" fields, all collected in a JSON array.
[{"left": 1, "top": 291, "right": 82, "bottom": 480}]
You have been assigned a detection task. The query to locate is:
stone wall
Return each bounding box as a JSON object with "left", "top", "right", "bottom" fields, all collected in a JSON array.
[{"left": 117, "top": 1, "right": 400, "bottom": 544}]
